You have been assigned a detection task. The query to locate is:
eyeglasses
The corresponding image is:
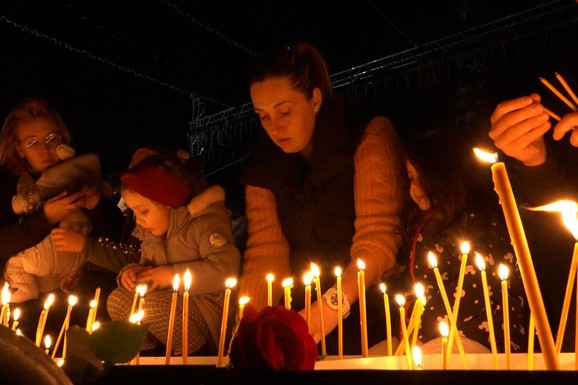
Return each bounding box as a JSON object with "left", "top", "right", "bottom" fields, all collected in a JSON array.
[{"left": 21, "top": 133, "right": 62, "bottom": 150}]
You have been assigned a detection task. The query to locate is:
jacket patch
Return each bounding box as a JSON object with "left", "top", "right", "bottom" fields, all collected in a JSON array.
[{"left": 209, "top": 233, "right": 227, "bottom": 248}]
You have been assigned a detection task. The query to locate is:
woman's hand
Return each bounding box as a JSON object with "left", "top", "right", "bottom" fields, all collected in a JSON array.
[
  {"left": 43, "top": 190, "right": 86, "bottom": 224},
  {"left": 50, "top": 227, "right": 87, "bottom": 253}
]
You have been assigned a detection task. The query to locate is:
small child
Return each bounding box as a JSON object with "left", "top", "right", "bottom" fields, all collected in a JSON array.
[
  {"left": 106, "top": 150, "right": 241, "bottom": 356},
  {"left": 4, "top": 144, "right": 106, "bottom": 303}
]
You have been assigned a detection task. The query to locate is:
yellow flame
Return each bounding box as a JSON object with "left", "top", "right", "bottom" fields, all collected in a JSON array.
[
  {"left": 184, "top": 269, "right": 193, "bottom": 291},
  {"left": 172, "top": 274, "right": 181, "bottom": 291},
  {"left": 527, "top": 200, "right": 578, "bottom": 239},
  {"left": 282, "top": 277, "right": 294, "bottom": 288},
  {"left": 395, "top": 294, "right": 405, "bottom": 307},
  {"left": 473, "top": 147, "right": 498, "bottom": 164},
  {"left": 427, "top": 251, "right": 438, "bottom": 268},
  {"left": 475, "top": 252, "right": 486, "bottom": 271},
  {"left": 439, "top": 320, "right": 449, "bottom": 337},
  {"left": 498, "top": 264, "right": 509, "bottom": 280},
  {"left": 225, "top": 277, "right": 237, "bottom": 289},
  {"left": 379, "top": 283, "right": 387, "bottom": 294},
  {"left": 303, "top": 271, "right": 314, "bottom": 285}
]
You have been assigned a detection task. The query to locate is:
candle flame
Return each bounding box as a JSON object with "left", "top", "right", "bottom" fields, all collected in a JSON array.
[
  {"left": 334, "top": 266, "right": 342, "bottom": 277},
  {"left": 414, "top": 282, "right": 425, "bottom": 298},
  {"left": 44, "top": 335, "right": 52, "bottom": 349},
  {"left": 57, "top": 359, "right": 64, "bottom": 367},
  {"left": 90, "top": 300, "right": 97, "bottom": 308},
  {"left": 282, "top": 277, "right": 294, "bottom": 288},
  {"left": 439, "top": 320, "right": 449, "bottom": 337},
  {"left": 266, "top": 273, "right": 275, "bottom": 282},
  {"left": 15, "top": 329, "right": 21, "bottom": 336},
  {"left": 239, "top": 296, "right": 250, "bottom": 305},
  {"left": 68, "top": 295, "right": 78, "bottom": 307},
  {"left": 130, "top": 309, "right": 144, "bottom": 323},
  {"left": 527, "top": 200, "right": 578, "bottom": 239},
  {"left": 173, "top": 274, "right": 181, "bottom": 291},
  {"left": 13, "top": 308, "right": 20, "bottom": 321},
  {"left": 460, "top": 241, "right": 471, "bottom": 254},
  {"left": 225, "top": 277, "right": 237, "bottom": 289},
  {"left": 136, "top": 284, "right": 147, "bottom": 297},
  {"left": 184, "top": 269, "right": 192, "bottom": 291},
  {"left": 310, "top": 263, "right": 320, "bottom": 278},
  {"left": 498, "top": 264, "right": 509, "bottom": 280},
  {"left": 475, "top": 252, "right": 486, "bottom": 271},
  {"left": 427, "top": 251, "right": 438, "bottom": 268},
  {"left": 412, "top": 345, "right": 423, "bottom": 368},
  {"left": 92, "top": 321, "right": 101, "bottom": 331},
  {"left": 379, "top": 283, "right": 387, "bottom": 294},
  {"left": 1, "top": 282, "right": 10, "bottom": 305},
  {"left": 395, "top": 294, "right": 405, "bottom": 307},
  {"left": 44, "top": 293, "right": 55, "bottom": 309},
  {"left": 357, "top": 258, "right": 366, "bottom": 270},
  {"left": 473, "top": 147, "right": 498, "bottom": 164},
  {"left": 303, "top": 271, "right": 314, "bottom": 286}
]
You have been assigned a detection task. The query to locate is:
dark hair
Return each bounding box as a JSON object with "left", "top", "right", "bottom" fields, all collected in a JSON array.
[
  {"left": 249, "top": 43, "right": 333, "bottom": 101},
  {"left": 402, "top": 129, "right": 496, "bottom": 235}
]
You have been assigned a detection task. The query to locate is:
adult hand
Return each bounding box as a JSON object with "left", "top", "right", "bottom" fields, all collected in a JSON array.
[
  {"left": 43, "top": 190, "right": 86, "bottom": 224},
  {"left": 77, "top": 185, "right": 101, "bottom": 210},
  {"left": 553, "top": 111, "right": 578, "bottom": 147},
  {"left": 300, "top": 299, "right": 338, "bottom": 345},
  {"left": 120, "top": 264, "right": 153, "bottom": 292},
  {"left": 488, "top": 93, "right": 551, "bottom": 167},
  {"left": 50, "top": 227, "right": 87, "bottom": 253},
  {"left": 135, "top": 265, "right": 173, "bottom": 293}
]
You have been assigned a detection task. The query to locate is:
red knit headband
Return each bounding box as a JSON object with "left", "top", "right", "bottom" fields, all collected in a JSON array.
[{"left": 120, "top": 165, "right": 193, "bottom": 208}]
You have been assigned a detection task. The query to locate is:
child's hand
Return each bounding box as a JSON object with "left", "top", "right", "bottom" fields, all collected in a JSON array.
[
  {"left": 136, "top": 266, "right": 173, "bottom": 293},
  {"left": 120, "top": 264, "right": 153, "bottom": 291},
  {"left": 50, "top": 227, "right": 86, "bottom": 253}
]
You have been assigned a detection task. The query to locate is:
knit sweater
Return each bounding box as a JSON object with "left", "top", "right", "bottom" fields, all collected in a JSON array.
[{"left": 239, "top": 116, "right": 406, "bottom": 309}]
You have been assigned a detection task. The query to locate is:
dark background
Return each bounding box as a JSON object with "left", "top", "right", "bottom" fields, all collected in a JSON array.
[{"left": 1, "top": 0, "right": 577, "bottom": 179}]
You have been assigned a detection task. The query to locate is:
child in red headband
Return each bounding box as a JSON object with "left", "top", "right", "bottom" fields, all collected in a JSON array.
[{"left": 106, "top": 149, "right": 241, "bottom": 356}]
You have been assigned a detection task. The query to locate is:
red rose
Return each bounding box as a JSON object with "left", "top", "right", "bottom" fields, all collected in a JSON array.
[{"left": 228, "top": 304, "right": 318, "bottom": 370}]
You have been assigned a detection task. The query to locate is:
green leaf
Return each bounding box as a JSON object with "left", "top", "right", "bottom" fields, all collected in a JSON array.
[{"left": 88, "top": 320, "right": 149, "bottom": 364}]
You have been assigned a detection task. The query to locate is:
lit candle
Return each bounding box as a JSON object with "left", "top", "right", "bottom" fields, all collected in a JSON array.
[
  {"left": 311, "top": 262, "right": 326, "bottom": 356},
  {"left": 395, "top": 294, "right": 413, "bottom": 369},
  {"left": 44, "top": 335, "right": 52, "bottom": 355},
  {"left": 499, "top": 263, "right": 511, "bottom": 369},
  {"left": 440, "top": 320, "right": 449, "bottom": 370},
  {"left": 0, "top": 282, "right": 10, "bottom": 327},
  {"left": 426, "top": 251, "right": 469, "bottom": 368},
  {"left": 357, "top": 259, "right": 369, "bottom": 357},
  {"left": 335, "top": 267, "right": 344, "bottom": 359},
  {"left": 52, "top": 295, "right": 78, "bottom": 360},
  {"left": 475, "top": 252, "right": 499, "bottom": 369},
  {"left": 282, "top": 277, "right": 294, "bottom": 310},
  {"left": 540, "top": 76, "right": 578, "bottom": 111},
  {"left": 165, "top": 274, "right": 180, "bottom": 365},
  {"left": 130, "top": 284, "right": 146, "bottom": 317},
  {"left": 266, "top": 273, "right": 274, "bottom": 307},
  {"left": 410, "top": 283, "right": 425, "bottom": 348},
  {"left": 528, "top": 313, "right": 535, "bottom": 370},
  {"left": 182, "top": 269, "right": 192, "bottom": 364},
  {"left": 217, "top": 277, "right": 237, "bottom": 367},
  {"left": 36, "top": 293, "right": 55, "bottom": 347},
  {"left": 86, "top": 300, "right": 97, "bottom": 332},
  {"left": 129, "top": 310, "right": 144, "bottom": 365},
  {"left": 137, "top": 284, "right": 147, "bottom": 313},
  {"left": 303, "top": 272, "right": 313, "bottom": 330},
  {"left": 11, "top": 308, "right": 20, "bottom": 331},
  {"left": 238, "top": 296, "right": 250, "bottom": 321},
  {"left": 474, "top": 147, "right": 558, "bottom": 370},
  {"left": 90, "top": 287, "right": 101, "bottom": 328},
  {"left": 379, "top": 283, "right": 393, "bottom": 356},
  {"left": 447, "top": 241, "right": 470, "bottom": 362},
  {"left": 412, "top": 345, "right": 423, "bottom": 370},
  {"left": 527, "top": 200, "right": 578, "bottom": 354}
]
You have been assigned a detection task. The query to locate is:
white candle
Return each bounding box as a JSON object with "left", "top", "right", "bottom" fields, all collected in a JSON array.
[
  {"left": 165, "top": 274, "right": 180, "bottom": 365},
  {"left": 335, "top": 267, "right": 344, "bottom": 360},
  {"left": 379, "top": 283, "right": 393, "bottom": 356},
  {"left": 282, "top": 277, "right": 294, "bottom": 310},
  {"left": 357, "top": 259, "right": 368, "bottom": 357},
  {"left": 266, "top": 273, "right": 274, "bottom": 307},
  {"left": 475, "top": 253, "right": 499, "bottom": 369},
  {"left": 499, "top": 263, "right": 511, "bottom": 369},
  {"left": 474, "top": 148, "right": 559, "bottom": 370},
  {"left": 217, "top": 277, "right": 237, "bottom": 367},
  {"left": 311, "top": 263, "right": 326, "bottom": 356},
  {"left": 303, "top": 272, "right": 313, "bottom": 330},
  {"left": 182, "top": 269, "right": 192, "bottom": 364}
]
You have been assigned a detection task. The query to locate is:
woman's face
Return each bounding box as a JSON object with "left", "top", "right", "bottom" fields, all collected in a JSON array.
[
  {"left": 250, "top": 76, "right": 321, "bottom": 157},
  {"left": 122, "top": 189, "right": 171, "bottom": 236},
  {"left": 407, "top": 160, "right": 430, "bottom": 211},
  {"left": 15, "top": 116, "right": 63, "bottom": 174}
]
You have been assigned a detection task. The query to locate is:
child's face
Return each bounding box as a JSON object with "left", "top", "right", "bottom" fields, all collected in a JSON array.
[
  {"left": 122, "top": 189, "right": 171, "bottom": 236},
  {"left": 407, "top": 160, "right": 430, "bottom": 211}
]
